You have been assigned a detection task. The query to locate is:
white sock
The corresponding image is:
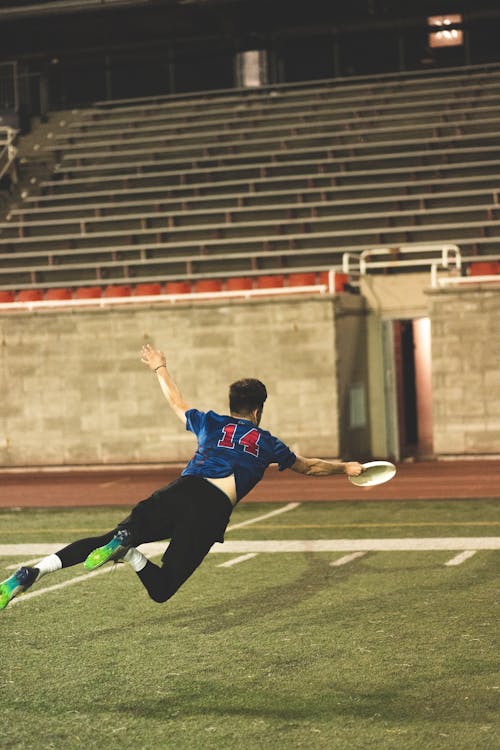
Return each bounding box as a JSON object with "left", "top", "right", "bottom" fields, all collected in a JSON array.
[
  {"left": 123, "top": 547, "right": 148, "bottom": 572},
  {"left": 34, "top": 553, "right": 62, "bottom": 580}
]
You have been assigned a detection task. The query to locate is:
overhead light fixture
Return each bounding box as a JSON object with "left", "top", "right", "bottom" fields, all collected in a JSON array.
[{"left": 427, "top": 14, "right": 464, "bottom": 48}]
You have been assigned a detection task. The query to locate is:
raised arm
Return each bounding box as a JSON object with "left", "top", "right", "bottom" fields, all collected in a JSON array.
[
  {"left": 291, "top": 455, "right": 363, "bottom": 478},
  {"left": 140, "top": 344, "right": 190, "bottom": 424}
]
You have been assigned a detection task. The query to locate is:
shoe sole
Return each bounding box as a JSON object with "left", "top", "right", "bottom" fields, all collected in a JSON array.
[
  {"left": 0, "top": 579, "right": 25, "bottom": 611},
  {"left": 84, "top": 541, "right": 128, "bottom": 571}
]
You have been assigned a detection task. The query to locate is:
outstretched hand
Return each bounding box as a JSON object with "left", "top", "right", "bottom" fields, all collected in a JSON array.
[
  {"left": 140, "top": 344, "right": 166, "bottom": 372},
  {"left": 343, "top": 462, "right": 364, "bottom": 477}
]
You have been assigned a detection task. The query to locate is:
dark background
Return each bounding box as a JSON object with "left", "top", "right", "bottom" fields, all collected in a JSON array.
[{"left": 1, "top": 0, "right": 500, "bottom": 117}]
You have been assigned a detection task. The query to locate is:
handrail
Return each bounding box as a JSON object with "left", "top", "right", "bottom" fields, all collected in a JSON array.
[
  {"left": 434, "top": 274, "right": 500, "bottom": 288},
  {"left": 431, "top": 253, "right": 500, "bottom": 288},
  {"left": 359, "top": 244, "right": 461, "bottom": 276},
  {"left": 0, "top": 127, "right": 18, "bottom": 182},
  {"left": 342, "top": 244, "right": 462, "bottom": 284}
]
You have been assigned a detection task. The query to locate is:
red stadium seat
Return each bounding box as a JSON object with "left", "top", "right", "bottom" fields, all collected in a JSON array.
[
  {"left": 165, "top": 281, "right": 191, "bottom": 294},
  {"left": 17, "top": 290, "right": 44, "bottom": 302},
  {"left": 469, "top": 261, "right": 500, "bottom": 276},
  {"left": 0, "top": 291, "right": 15, "bottom": 302},
  {"left": 256, "top": 275, "right": 285, "bottom": 289},
  {"left": 319, "top": 271, "right": 349, "bottom": 292},
  {"left": 103, "top": 285, "right": 132, "bottom": 297},
  {"left": 45, "top": 288, "right": 72, "bottom": 300},
  {"left": 226, "top": 277, "right": 253, "bottom": 291},
  {"left": 134, "top": 283, "right": 162, "bottom": 296},
  {"left": 75, "top": 286, "right": 102, "bottom": 299},
  {"left": 288, "top": 272, "right": 316, "bottom": 287},
  {"left": 193, "top": 279, "right": 223, "bottom": 293}
]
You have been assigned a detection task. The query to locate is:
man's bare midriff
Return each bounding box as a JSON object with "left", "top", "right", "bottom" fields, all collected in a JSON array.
[{"left": 204, "top": 474, "right": 237, "bottom": 505}]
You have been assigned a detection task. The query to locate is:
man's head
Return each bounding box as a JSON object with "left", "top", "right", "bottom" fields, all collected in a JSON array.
[{"left": 229, "top": 378, "right": 267, "bottom": 425}]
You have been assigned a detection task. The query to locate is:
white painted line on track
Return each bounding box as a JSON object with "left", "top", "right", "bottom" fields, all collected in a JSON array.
[
  {"left": 226, "top": 502, "right": 301, "bottom": 531},
  {"left": 330, "top": 552, "right": 367, "bottom": 567},
  {"left": 218, "top": 553, "right": 258, "bottom": 568},
  {"left": 445, "top": 550, "right": 477, "bottom": 567},
  {"left": 9, "top": 565, "right": 125, "bottom": 607}
]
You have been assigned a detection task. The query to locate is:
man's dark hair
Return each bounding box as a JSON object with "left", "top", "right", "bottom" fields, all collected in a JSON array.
[{"left": 229, "top": 379, "right": 267, "bottom": 414}]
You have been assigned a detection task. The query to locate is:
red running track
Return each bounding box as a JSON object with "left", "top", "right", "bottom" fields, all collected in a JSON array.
[{"left": 0, "top": 461, "right": 499, "bottom": 508}]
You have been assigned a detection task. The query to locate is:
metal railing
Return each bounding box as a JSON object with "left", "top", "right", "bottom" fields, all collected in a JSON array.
[
  {"left": 431, "top": 253, "right": 500, "bottom": 288},
  {"left": 342, "top": 244, "right": 462, "bottom": 282},
  {"left": 341, "top": 243, "right": 500, "bottom": 288},
  {"left": 0, "top": 126, "right": 18, "bottom": 182},
  {"left": 0, "top": 61, "right": 18, "bottom": 113}
]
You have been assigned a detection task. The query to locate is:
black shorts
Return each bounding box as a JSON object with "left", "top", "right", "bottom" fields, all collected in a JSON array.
[{"left": 117, "top": 475, "right": 233, "bottom": 547}]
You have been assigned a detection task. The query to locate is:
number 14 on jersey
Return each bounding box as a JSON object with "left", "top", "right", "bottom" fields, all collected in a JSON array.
[{"left": 217, "top": 423, "right": 261, "bottom": 457}]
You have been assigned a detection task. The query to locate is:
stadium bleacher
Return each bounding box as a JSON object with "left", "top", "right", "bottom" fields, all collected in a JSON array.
[{"left": 1, "top": 62, "right": 500, "bottom": 300}]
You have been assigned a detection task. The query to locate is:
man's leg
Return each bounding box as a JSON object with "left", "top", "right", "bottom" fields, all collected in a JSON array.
[
  {"left": 0, "top": 531, "right": 118, "bottom": 611},
  {"left": 136, "top": 524, "right": 216, "bottom": 604},
  {"left": 0, "top": 480, "right": 184, "bottom": 612}
]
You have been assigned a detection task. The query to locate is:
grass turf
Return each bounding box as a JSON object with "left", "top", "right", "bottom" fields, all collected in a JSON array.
[{"left": 0, "top": 500, "right": 499, "bottom": 750}]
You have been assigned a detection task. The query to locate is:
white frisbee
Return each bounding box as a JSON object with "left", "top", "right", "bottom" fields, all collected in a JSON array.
[{"left": 349, "top": 460, "right": 397, "bottom": 487}]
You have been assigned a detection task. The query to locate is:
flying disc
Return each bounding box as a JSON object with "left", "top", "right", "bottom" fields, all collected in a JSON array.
[{"left": 349, "top": 460, "right": 397, "bottom": 487}]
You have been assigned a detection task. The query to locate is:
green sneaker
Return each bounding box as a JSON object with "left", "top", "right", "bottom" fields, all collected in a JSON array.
[
  {"left": 0, "top": 566, "right": 39, "bottom": 611},
  {"left": 84, "top": 529, "right": 132, "bottom": 571}
]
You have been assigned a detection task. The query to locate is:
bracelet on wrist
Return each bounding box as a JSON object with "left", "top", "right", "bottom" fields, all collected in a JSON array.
[{"left": 154, "top": 364, "right": 166, "bottom": 372}]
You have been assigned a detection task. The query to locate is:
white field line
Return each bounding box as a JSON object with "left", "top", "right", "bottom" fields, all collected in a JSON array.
[
  {"left": 0, "top": 544, "right": 69, "bottom": 557},
  {"left": 226, "top": 502, "right": 301, "bottom": 531},
  {"left": 1, "top": 503, "right": 301, "bottom": 607},
  {"left": 445, "top": 550, "right": 477, "bottom": 567},
  {"left": 0, "top": 503, "right": 302, "bottom": 561},
  {"left": 330, "top": 552, "right": 367, "bottom": 567},
  {"left": 1, "top": 537, "right": 497, "bottom": 609},
  {"left": 217, "top": 553, "right": 258, "bottom": 568},
  {"left": 7, "top": 557, "right": 40, "bottom": 570},
  {"left": 9, "top": 565, "right": 124, "bottom": 607},
  {"left": 206, "top": 537, "right": 500, "bottom": 553},
  {"left": 1, "top": 537, "right": 500, "bottom": 559}
]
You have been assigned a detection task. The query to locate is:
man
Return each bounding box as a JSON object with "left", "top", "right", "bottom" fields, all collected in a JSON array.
[{"left": 0, "top": 344, "right": 363, "bottom": 610}]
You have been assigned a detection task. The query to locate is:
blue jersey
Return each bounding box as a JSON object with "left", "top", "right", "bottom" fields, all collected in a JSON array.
[{"left": 181, "top": 409, "right": 296, "bottom": 502}]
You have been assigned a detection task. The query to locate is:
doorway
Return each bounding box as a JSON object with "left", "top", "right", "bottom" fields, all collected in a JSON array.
[{"left": 382, "top": 318, "right": 433, "bottom": 461}]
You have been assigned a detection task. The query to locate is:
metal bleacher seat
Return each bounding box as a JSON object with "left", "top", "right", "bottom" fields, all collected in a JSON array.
[{"left": 2, "top": 62, "right": 500, "bottom": 298}]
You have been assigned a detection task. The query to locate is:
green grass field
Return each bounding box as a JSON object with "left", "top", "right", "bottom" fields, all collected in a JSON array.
[{"left": 1, "top": 499, "right": 499, "bottom": 750}]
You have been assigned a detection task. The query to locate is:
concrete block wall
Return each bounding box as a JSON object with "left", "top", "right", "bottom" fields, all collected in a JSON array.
[
  {"left": 0, "top": 296, "right": 344, "bottom": 467},
  {"left": 333, "top": 294, "right": 371, "bottom": 459},
  {"left": 428, "top": 286, "right": 500, "bottom": 455}
]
